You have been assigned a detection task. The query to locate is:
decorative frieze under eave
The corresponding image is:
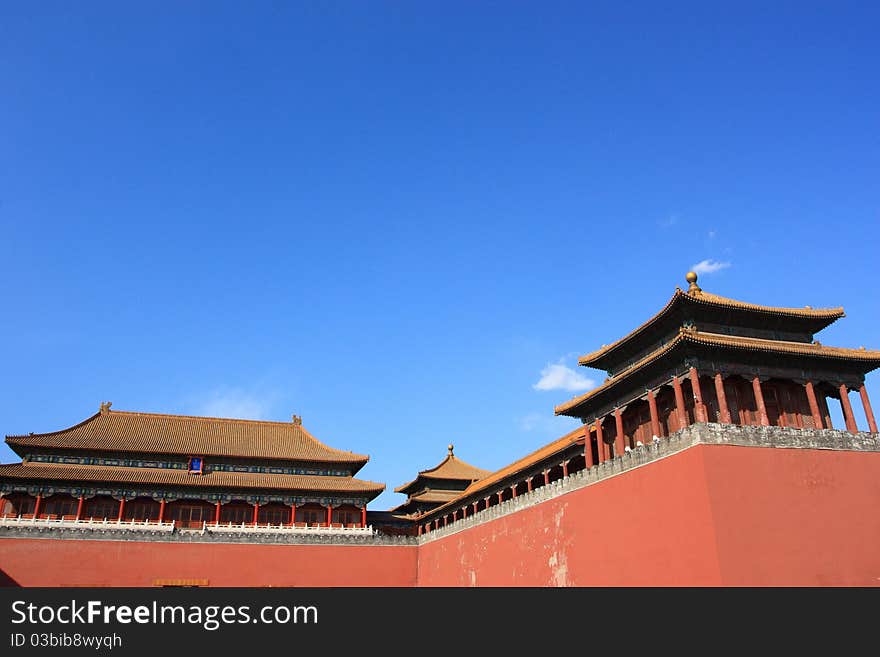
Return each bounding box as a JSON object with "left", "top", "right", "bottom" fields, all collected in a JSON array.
[{"left": 0, "top": 484, "right": 371, "bottom": 508}]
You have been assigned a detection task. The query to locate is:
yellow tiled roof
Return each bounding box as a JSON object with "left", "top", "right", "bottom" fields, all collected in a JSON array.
[
  {"left": 6, "top": 409, "right": 369, "bottom": 464},
  {"left": 417, "top": 425, "right": 586, "bottom": 519},
  {"left": 579, "top": 288, "right": 845, "bottom": 367},
  {"left": 559, "top": 329, "right": 880, "bottom": 415},
  {"left": 394, "top": 451, "right": 490, "bottom": 493}
]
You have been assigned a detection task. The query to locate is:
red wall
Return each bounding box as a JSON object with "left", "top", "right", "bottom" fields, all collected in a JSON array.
[
  {"left": 3, "top": 445, "right": 879, "bottom": 586},
  {"left": 417, "top": 445, "right": 880, "bottom": 586},
  {"left": 0, "top": 540, "right": 417, "bottom": 587},
  {"left": 703, "top": 447, "right": 880, "bottom": 585},
  {"left": 419, "top": 447, "right": 723, "bottom": 586}
]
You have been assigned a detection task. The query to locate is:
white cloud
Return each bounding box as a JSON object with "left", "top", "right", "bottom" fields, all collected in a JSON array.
[
  {"left": 533, "top": 361, "right": 595, "bottom": 392},
  {"left": 194, "top": 388, "right": 273, "bottom": 420},
  {"left": 691, "top": 259, "right": 731, "bottom": 275},
  {"left": 707, "top": 229, "right": 717, "bottom": 239}
]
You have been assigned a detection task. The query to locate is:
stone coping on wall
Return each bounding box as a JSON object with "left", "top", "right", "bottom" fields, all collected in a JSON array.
[
  {"left": 0, "top": 523, "right": 417, "bottom": 546},
  {"left": 416, "top": 423, "right": 880, "bottom": 545}
]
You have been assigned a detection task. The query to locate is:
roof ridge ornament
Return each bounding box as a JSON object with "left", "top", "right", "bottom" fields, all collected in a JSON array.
[
  {"left": 685, "top": 271, "right": 702, "bottom": 296},
  {"left": 99, "top": 401, "right": 112, "bottom": 415},
  {"left": 292, "top": 414, "right": 303, "bottom": 426},
  {"left": 448, "top": 443, "right": 454, "bottom": 456}
]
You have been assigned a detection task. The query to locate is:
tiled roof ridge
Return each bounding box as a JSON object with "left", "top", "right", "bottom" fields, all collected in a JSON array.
[
  {"left": 684, "top": 330, "right": 880, "bottom": 358},
  {"left": 5, "top": 412, "right": 102, "bottom": 441},
  {"left": 418, "top": 454, "right": 491, "bottom": 478},
  {"left": 5, "top": 408, "right": 370, "bottom": 464},
  {"left": 579, "top": 287, "right": 845, "bottom": 367},
  {"left": 393, "top": 452, "right": 491, "bottom": 494},
  {"left": 419, "top": 425, "right": 586, "bottom": 518},
  {"left": 557, "top": 329, "right": 880, "bottom": 415}
]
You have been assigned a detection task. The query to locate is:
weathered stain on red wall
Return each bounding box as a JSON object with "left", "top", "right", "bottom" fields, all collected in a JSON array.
[
  {"left": 418, "top": 447, "right": 723, "bottom": 586},
  {"left": 417, "top": 445, "right": 880, "bottom": 586},
  {"left": 0, "top": 540, "right": 418, "bottom": 587}
]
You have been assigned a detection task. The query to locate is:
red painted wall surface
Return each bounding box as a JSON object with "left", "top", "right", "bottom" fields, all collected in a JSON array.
[
  {"left": 0, "top": 540, "right": 418, "bottom": 587},
  {"left": 419, "top": 447, "right": 723, "bottom": 586},
  {"left": 703, "top": 447, "right": 880, "bottom": 585},
  {"left": 3, "top": 445, "right": 879, "bottom": 586},
  {"left": 417, "top": 445, "right": 880, "bottom": 586}
]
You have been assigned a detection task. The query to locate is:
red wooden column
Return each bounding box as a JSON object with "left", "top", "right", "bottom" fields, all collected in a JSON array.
[
  {"left": 689, "top": 367, "right": 708, "bottom": 422},
  {"left": 496, "top": 491, "right": 504, "bottom": 504},
  {"left": 252, "top": 503, "right": 260, "bottom": 526},
  {"left": 33, "top": 494, "right": 42, "bottom": 518},
  {"left": 289, "top": 503, "right": 297, "bottom": 526},
  {"left": 214, "top": 501, "right": 221, "bottom": 525},
  {"left": 434, "top": 518, "right": 439, "bottom": 530},
  {"left": 361, "top": 506, "right": 367, "bottom": 527},
  {"left": 647, "top": 389, "right": 662, "bottom": 437},
  {"left": 562, "top": 460, "right": 570, "bottom": 477},
  {"left": 526, "top": 477, "right": 533, "bottom": 492},
  {"left": 543, "top": 470, "right": 550, "bottom": 486},
  {"left": 443, "top": 515, "right": 448, "bottom": 527},
  {"left": 418, "top": 525, "right": 422, "bottom": 536},
  {"left": 839, "top": 383, "right": 858, "bottom": 433},
  {"left": 859, "top": 383, "right": 878, "bottom": 433},
  {"left": 117, "top": 498, "right": 125, "bottom": 522},
  {"left": 584, "top": 427, "right": 595, "bottom": 468},
  {"left": 484, "top": 496, "right": 491, "bottom": 510},
  {"left": 595, "top": 419, "right": 605, "bottom": 464},
  {"left": 158, "top": 499, "right": 166, "bottom": 524},
  {"left": 614, "top": 408, "right": 625, "bottom": 456},
  {"left": 673, "top": 375, "right": 688, "bottom": 429},
  {"left": 326, "top": 505, "right": 333, "bottom": 526},
  {"left": 510, "top": 485, "right": 518, "bottom": 498},
  {"left": 752, "top": 377, "right": 770, "bottom": 426},
  {"left": 714, "top": 373, "right": 732, "bottom": 424},
  {"left": 75, "top": 496, "right": 84, "bottom": 521},
  {"left": 805, "top": 380, "right": 824, "bottom": 429},
  {"left": 472, "top": 501, "right": 479, "bottom": 514}
]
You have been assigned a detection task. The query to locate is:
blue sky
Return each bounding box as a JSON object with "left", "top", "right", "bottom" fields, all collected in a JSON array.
[{"left": 1, "top": 2, "right": 878, "bottom": 509}]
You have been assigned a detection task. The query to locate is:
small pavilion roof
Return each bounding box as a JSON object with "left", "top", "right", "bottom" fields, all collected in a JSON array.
[
  {"left": 394, "top": 445, "right": 490, "bottom": 495},
  {"left": 5, "top": 407, "right": 370, "bottom": 466},
  {"left": 557, "top": 329, "right": 880, "bottom": 417},
  {"left": 417, "top": 426, "right": 586, "bottom": 519},
  {"left": 580, "top": 274, "right": 845, "bottom": 371},
  {"left": 387, "top": 489, "right": 462, "bottom": 514},
  {"left": 0, "top": 462, "right": 385, "bottom": 497}
]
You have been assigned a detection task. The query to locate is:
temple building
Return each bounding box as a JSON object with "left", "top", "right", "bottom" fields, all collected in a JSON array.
[
  {"left": 0, "top": 405, "right": 384, "bottom": 530},
  {"left": 391, "top": 445, "right": 490, "bottom": 516},
  {"left": 413, "top": 272, "right": 880, "bottom": 536},
  {"left": 1, "top": 272, "right": 879, "bottom": 587},
  {"left": 555, "top": 272, "right": 879, "bottom": 460}
]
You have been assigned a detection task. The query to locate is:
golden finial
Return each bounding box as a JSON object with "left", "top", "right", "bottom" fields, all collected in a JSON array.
[
  {"left": 448, "top": 443, "right": 454, "bottom": 456},
  {"left": 685, "top": 271, "right": 702, "bottom": 295}
]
